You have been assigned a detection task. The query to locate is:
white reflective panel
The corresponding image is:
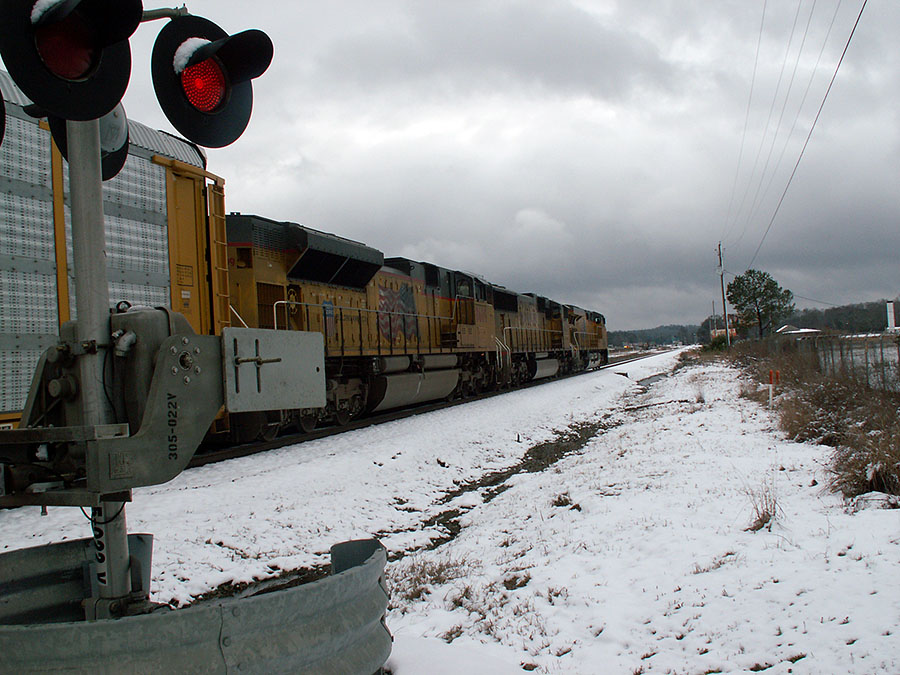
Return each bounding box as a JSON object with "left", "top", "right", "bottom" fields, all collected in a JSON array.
[
  {"left": 0, "top": 350, "right": 40, "bottom": 413},
  {"left": 0, "top": 117, "right": 51, "bottom": 188},
  {"left": 107, "top": 282, "right": 168, "bottom": 309},
  {"left": 0, "top": 271, "right": 57, "bottom": 334},
  {"left": 0, "top": 193, "right": 54, "bottom": 260}
]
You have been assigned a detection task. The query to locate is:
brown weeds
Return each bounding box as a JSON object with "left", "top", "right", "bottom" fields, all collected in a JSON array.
[{"left": 728, "top": 341, "right": 900, "bottom": 498}]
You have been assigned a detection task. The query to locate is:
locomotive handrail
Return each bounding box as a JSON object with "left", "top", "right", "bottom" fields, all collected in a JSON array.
[
  {"left": 571, "top": 330, "right": 602, "bottom": 350},
  {"left": 502, "top": 325, "right": 564, "bottom": 355},
  {"left": 502, "top": 326, "right": 564, "bottom": 334},
  {"left": 272, "top": 300, "right": 454, "bottom": 331},
  {"left": 494, "top": 336, "right": 511, "bottom": 375},
  {"left": 230, "top": 304, "right": 249, "bottom": 328}
]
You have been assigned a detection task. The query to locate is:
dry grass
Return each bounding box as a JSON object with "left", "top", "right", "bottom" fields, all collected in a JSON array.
[
  {"left": 387, "top": 554, "right": 470, "bottom": 609},
  {"left": 744, "top": 476, "right": 781, "bottom": 532},
  {"left": 775, "top": 376, "right": 900, "bottom": 497},
  {"left": 728, "top": 341, "right": 900, "bottom": 499}
]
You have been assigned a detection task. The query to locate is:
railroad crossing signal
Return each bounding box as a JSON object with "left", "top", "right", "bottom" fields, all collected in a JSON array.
[
  {"left": 0, "top": 2, "right": 273, "bottom": 149},
  {"left": 151, "top": 15, "right": 273, "bottom": 148},
  {"left": 0, "top": 0, "right": 142, "bottom": 121},
  {"left": 47, "top": 103, "right": 130, "bottom": 180}
]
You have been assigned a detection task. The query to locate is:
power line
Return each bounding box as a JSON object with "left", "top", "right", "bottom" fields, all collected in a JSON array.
[
  {"left": 721, "top": 0, "right": 768, "bottom": 244},
  {"left": 743, "top": 0, "right": 843, "bottom": 245},
  {"left": 793, "top": 293, "right": 839, "bottom": 307},
  {"left": 747, "top": 0, "right": 868, "bottom": 269},
  {"left": 734, "top": 0, "right": 817, "bottom": 246},
  {"left": 729, "top": 0, "right": 799, "bottom": 244}
]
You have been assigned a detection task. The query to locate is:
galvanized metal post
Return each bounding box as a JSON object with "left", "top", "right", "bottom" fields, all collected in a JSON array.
[
  {"left": 864, "top": 338, "right": 870, "bottom": 388},
  {"left": 849, "top": 338, "right": 855, "bottom": 377},
  {"left": 66, "top": 119, "right": 132, "bottom": 617}
]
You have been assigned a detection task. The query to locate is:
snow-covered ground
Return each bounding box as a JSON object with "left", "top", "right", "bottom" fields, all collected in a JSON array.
[{"left": 2, "top": 351, "right": 898, "bottom": 673}]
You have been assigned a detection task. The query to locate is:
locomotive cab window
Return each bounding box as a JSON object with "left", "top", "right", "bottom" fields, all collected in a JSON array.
[{"left": 456, "top": 277, "right": 472, "bottom": 298}]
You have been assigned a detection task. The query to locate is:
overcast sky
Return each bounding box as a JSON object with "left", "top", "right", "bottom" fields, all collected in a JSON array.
[{"left": 120, "top": 0, "right": 898, "bottom": 330}]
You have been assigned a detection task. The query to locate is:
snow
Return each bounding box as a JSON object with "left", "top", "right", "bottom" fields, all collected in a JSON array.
[
  {"left": 30, "top": 0, "right": 66, "bottom": 24},
  {"left": 2, "top": 350, "right": 898, "bottom": 673},
  {"left": 173, "top": 38, "right": 211, "bottom": 74}
]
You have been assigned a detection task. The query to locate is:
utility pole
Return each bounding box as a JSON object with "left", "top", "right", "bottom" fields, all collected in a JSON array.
[{"left": 717, "top": 242, "right": 731, "bottom": 347}]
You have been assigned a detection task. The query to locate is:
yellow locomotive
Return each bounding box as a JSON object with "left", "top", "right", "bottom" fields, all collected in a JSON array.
[
  {"left": 225, "top": 213, "right": 607, "bottom": 440},
  {"left": 0, "top": 71, "right": 606, "bottom": 443}
]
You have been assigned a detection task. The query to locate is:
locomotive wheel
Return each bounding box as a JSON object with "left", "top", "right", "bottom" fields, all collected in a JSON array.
[
  {"left": 472, "top": 365, "right": 487, "bottom": 394},
  {"left": 259, "top": 422, "right": 279, "bottom": 442},
  {"left": 299, "top": 411, "right": 318, "bottom": 433},
  {"left": 231, "top": 411, "right": 278, "bottom": 444},
  {"left": 335, "top": 408, "right": 353, "bottom": 426}
]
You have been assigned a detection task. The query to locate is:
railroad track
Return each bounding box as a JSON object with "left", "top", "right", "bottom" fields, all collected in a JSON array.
[{"left": 188, "top": 350, "right": 666, "bottom": 468}]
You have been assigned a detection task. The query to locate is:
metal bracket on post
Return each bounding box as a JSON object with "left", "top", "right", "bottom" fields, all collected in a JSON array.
[{"left": 92, "top": 334, "right": 224, "bottom": 493}]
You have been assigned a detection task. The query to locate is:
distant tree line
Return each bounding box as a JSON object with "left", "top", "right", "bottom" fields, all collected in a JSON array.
[
  {"left": 608, "top": 324, "right": 698, "bottom": 348},
  {"left": 783, "top": 300, "right": 896, "bottom": 334},
  {"left": 694, "top": 300, "right": 896, "bottom": 344},
  {"left": 610, "top": 299, "right": 897, "bottom": 348}
]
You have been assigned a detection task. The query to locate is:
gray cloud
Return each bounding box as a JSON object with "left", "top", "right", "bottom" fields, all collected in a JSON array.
[
  {"left": 117, "top": 0, "right": 900, "bottom": 330},
  {"left": 306, "top": 2, "right": 676, "bottom": 101}
]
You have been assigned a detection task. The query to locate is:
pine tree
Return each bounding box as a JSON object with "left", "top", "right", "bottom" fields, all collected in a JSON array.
[{"left": 726, "top": 269, "right": 795, "bottom": 338}]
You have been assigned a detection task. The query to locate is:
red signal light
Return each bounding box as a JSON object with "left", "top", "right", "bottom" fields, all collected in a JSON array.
[
  {"left": 180, "top": 58, "right": 226, "bottom": 113},
  {"left": 152, "top": 16, "right": 273, "bottom": 147},
  {"left": 34, "top": 12, "right": 97, "bottom": 81}
]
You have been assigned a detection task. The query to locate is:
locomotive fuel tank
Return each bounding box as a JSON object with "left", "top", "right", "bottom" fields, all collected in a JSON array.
[
  {"left": 367, "top": 369, "right": 460, "bottom": 413},
  {"left": 529, "top": 358, "right": 560, "bottom": 381}
]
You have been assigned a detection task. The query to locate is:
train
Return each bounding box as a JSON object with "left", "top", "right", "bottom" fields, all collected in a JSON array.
[
  {"left": 0, "top": 68, "right": 607, "bottom": 444},
  {"left": 223, "top": 213, "right": 608, "bottom": 441}
]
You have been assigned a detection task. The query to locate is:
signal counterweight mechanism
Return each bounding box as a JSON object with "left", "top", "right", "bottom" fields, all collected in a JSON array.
[{"left": 0, "top": 309, "right": 326, "bottom": 504}]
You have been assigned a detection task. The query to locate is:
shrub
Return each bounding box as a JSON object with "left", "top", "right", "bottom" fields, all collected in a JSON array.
[
  {"left": 704, "top": 335, "right": 728, "bottom": 352},
  {"left": 830, "top": 431, "right": 900, "bottom": 498},
  {"left": 729, "top": 341, "right": 900, "bottom": 499}
]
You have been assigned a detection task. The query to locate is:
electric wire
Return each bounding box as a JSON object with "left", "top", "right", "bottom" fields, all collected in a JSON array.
[
  {"left": 793, "top": 293, "right": 839, "bottom": 307},
  {"left": 721, "top": 0, "right": 768, "bottom": 244},
  {"left": 724, "top": 270, "right": 839, "bottom": 308},
  {"left": 81, "top": 502, "right": 127, "bottom": 525},
  {"left": 743, "top": 0, "right": 843, "bottom": 246},
  {"left": 728, "top": 0, "right": 801, "bottom": 243},
  {"left": 747, "top": 0, "right": 868, "bottom": 269},
  {"left": 733, "top": 0, "right": 817, "bottom": 247}
]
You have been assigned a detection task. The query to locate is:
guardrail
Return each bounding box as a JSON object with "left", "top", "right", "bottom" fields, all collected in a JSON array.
[{"left": 0, "top": 538, "right": 391, "bottom": 674}]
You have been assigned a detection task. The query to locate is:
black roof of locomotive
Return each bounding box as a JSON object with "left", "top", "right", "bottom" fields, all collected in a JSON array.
[{"left": 227, "top": 213, "right": 384, "bottom": 289}]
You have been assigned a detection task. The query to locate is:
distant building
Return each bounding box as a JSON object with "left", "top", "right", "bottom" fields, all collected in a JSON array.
[{"left": 776, "top": 325, "right": 820, "bottom": 336}]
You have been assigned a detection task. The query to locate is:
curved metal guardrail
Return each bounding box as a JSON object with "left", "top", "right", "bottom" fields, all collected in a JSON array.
[{"left": 0, "top": 538, "right": 390, "bottom": 674}]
